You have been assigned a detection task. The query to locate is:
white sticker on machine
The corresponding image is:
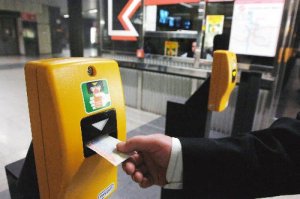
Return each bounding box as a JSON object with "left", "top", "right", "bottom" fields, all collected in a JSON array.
[{"left": 98, "top": 183, "right": 115, "bottom": 199}]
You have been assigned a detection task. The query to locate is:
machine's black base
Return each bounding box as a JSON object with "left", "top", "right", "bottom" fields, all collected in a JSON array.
[
  {"left": 231, "top": 72, "right": 262, "bottom": 136},
  {"left": 5, "top": 158, "right": 25, "bottom": 199},
  {"left": 5, "top": 142, "right": 39, "bottom": 199},
  {"left": 165, "top": 77, "right": 210, "bottom": 138},
  {"left": 161, "top": 77, "right": 211, "bottom": 199}
]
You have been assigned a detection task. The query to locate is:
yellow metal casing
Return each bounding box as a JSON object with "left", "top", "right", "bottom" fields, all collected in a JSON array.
[
  {"left": 25, "top": 58, "right": 126, "bottom": 199},
  {"left": 208, "top": 50, "right": 238, "bottom": 112}
]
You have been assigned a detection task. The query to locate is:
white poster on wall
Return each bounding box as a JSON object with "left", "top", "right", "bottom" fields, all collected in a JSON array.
[
  {"left": 229, "top": 0, "right": 285, "bottom": 57},
  {"left": 204, "top": 15, "right": 225, "bottom": 48},
  {"left": 145, "top": 5, "right": 157, "bottom": 31}
]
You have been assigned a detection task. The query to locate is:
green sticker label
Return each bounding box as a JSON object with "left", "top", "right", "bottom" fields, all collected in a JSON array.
[{"left": 81, "top": 80, "right": 111, "bottom": 113}]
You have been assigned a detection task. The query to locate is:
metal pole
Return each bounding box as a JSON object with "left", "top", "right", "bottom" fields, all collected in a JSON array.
[
  {"left": 97, "top": 0, "right": 105, "bottom": 57},
  {"left": 264, "top": 0, "right": 300, "bottom": 125},
  {"left": 67, "top": 0, "right": 84, "bottom": 57}
]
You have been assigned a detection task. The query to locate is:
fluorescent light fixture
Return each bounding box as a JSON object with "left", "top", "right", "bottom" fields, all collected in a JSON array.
[
  {"left": 63, "top": 14, "right": 69, "bottom": 18},
  {"left": 198, "top": 8, "right": 204, "bottom": 13},
  {"left": 180, "top": 3, "right": 193, "bottom": 8},
  {"left": 88, "top": 9, "right": 98, "bottom": 14},
  {"left": 90, "top": 27, "right": 97, "bottom": 44}
]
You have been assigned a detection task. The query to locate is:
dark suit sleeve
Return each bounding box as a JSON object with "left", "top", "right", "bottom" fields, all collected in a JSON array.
[{"left": 179, "top": 118, "right": 300, "bottom": 198}]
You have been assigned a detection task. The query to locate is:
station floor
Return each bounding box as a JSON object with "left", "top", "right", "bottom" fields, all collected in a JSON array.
[{"left": 0, "top": 54, "right": 299, "bottom": 199}]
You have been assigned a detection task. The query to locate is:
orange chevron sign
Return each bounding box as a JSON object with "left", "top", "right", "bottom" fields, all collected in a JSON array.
[
  {"left": 108, "top": 0, "right": 198, "bottom": 41},
  {"left": 108, "top": 0, "right": 141, "bottom": 41}
]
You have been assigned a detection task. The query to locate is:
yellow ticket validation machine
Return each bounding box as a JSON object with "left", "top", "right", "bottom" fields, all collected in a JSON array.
[
  {"left": 25, "top": 58, "right": 126, "bottom": 199},
  {"left": 208, "top": 50, "right": 238, "bottom": 112}
]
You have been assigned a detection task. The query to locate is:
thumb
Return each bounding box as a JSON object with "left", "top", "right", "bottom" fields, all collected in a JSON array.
[{"left": 117, "top": 136, "right": 154, "bottom": 154}]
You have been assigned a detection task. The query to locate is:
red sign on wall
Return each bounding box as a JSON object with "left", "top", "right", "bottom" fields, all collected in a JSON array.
[
  {"left": 145, "top": 0, "right": 199, "bottom": 5},
  {"left": 21, "top": 13, "right": 37, "bottom": 22},
  {"left": 206, "top": 0, "right": 233, "bottom": 2},
  {"left": 235, "top": 0, "right": 284, "bottom": 3}
]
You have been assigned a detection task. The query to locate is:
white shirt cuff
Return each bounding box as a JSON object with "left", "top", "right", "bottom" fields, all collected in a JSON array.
[{"left": 164, "top": 137, "right": 183, "bottom": 189}]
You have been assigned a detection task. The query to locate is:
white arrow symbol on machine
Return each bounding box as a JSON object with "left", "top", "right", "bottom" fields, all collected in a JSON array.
[{"left": 92, "top": 118, "right": 109, "bottom": 131}]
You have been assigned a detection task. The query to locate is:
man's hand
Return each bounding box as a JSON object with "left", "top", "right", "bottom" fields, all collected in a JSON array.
[{"left": 116, "top": 134, "right": 172, "bottom": 188}]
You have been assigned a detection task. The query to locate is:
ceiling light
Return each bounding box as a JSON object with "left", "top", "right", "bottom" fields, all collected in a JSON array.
[
  {"left": 88, "top": 9, "right": 98, "bottom": 14},
  {"left": 180, "top": 3, "right": 193, "bottom": 8}
]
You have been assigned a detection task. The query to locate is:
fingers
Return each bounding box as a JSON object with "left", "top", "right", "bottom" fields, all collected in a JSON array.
[
  {"left": 117, "top": 134, "right": 172, "bottom": 156},
  {"left": 140, "top": 177, "right": 153, "bottom": 188},
  {"left": 122, "top": 161, "right": 136, "bottom": 175},
  {"left": 124, "top": 163, "right": 148, "bottom": 180},
  {"left": 122, "top": 162, "right": 155, "bottom": 188},
  {"left": 132, "top": 171, "right": 154, "bottom": 188},
  {"left": 116, "top": 136, "right": 155, "bottom": 154},
  {"left": 122, "top": 152, "right": 144, "bottom": 174},
  {"left": 132, "top": 170, "right": 143, "bottom": 183},
  {"left": 129, "top": 152, "right": 144, "bottom": 166},
  {"left": 117, "top": 134, "right": 172, "bottom": 188},
  {"left": 122, "top": 152, "right": 154, "bottom": 188}
]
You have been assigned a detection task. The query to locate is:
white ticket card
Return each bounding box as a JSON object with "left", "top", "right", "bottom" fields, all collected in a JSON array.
[{"left": 86, "top": 135, "right": 129, "bottom": 166}]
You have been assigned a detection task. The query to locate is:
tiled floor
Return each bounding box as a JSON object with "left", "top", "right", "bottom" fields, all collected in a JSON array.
[
  {"left": 0, "top": 63, "right": 32, "bottom": 196},
  {"left": 0, "top": 55, "right": 299, "bottom": 199}
]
